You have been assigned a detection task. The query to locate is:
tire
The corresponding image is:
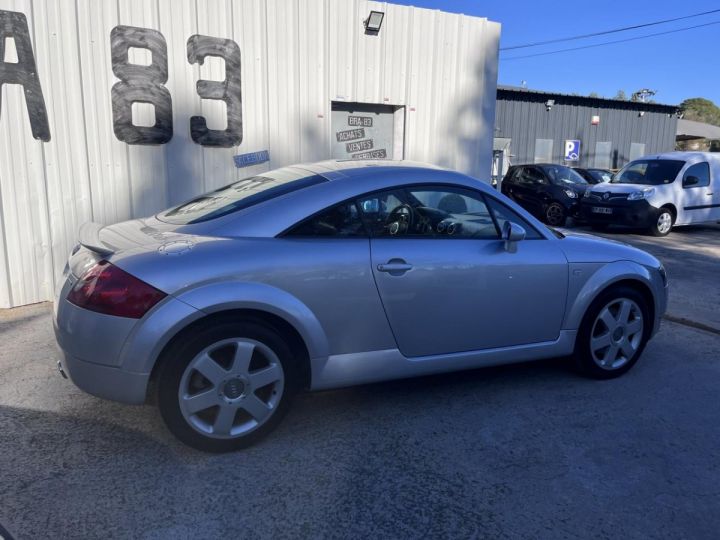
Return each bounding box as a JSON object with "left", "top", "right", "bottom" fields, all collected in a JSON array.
[
  {"left": 573, "top": 285, "right": 651, "bottom": 380},
  {"left": 545, "top": 202, "right": 567, "bottom": 227},
  {"left": 157, "top": 319, "right": 300, "bottom": 452},
  {"left": 648, "top": 208, "right": 673, "bottom": 237}
]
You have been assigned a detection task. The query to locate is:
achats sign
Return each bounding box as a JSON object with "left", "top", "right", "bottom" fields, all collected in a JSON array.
[{"left": 0, "top": 9, "right": 242, "bottom": 148}]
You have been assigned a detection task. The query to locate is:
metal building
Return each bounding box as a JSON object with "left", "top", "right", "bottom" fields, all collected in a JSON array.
[
  {"left": 0, "top": 0, "right": 500, "bottom": 308},
  {"left": 493, "top": 86, "right": 679, "bottom": 184}
]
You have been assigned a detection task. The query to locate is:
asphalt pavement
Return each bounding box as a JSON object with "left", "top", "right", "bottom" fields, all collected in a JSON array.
[{"left": 1, "top": 225, "right": 719, "bottom": 539}]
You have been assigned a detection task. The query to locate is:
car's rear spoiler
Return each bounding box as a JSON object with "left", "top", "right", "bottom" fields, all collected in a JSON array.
[{"left": 78, "top": 222, "right": 114, "bottom": 257}]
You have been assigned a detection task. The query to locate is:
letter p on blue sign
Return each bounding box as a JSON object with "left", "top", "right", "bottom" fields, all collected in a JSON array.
[{"left": 564, "top": 140, "right": 580, "bottom": 161}]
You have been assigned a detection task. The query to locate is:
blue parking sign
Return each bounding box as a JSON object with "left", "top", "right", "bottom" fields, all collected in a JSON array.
[{"left": 564, "top": 140, "right": 580, "bottom": 161}]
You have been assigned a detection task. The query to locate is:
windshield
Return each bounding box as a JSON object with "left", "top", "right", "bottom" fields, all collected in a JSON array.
[
  {"left": 541, "top": 165, "right": 588, "bottom": 185},
  {"left": 589, "top": 170, "right": 613, "bottom": 183},
  {"left": 157, "top": 168, "right": 326, "bottom": 224},
  {"left": 611, "top": 159, "right": 685, "bottom": 186}
]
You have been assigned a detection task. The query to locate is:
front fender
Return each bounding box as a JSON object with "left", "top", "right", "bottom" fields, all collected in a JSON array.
[{"left": 563, "top": 260, "right": 663, "bottom": 332}]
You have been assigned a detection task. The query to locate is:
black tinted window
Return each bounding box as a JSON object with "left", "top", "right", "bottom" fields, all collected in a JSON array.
[
  {"left": 286, "top": 202, "right": 366, "bottom": 237},
  {"left": 158, "top": 171, "right": 326, "bottom": 224}
]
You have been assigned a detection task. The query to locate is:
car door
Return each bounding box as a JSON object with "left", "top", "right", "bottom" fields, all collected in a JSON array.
[
  {"left": 679, "top": 162, "right": 718, "bottom": 224},
  {"left": 358, "top": 185, "right": 569, "bottom": 358}
]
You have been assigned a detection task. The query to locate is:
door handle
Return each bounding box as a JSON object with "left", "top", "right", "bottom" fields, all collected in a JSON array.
[{"left": 377, "top": 261, "right": 413, "bottom": 273}]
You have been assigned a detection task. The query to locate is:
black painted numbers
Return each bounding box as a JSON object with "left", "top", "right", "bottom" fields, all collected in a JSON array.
[
  {"left": 187, "top": 35, "right": 242, "bottom": 147},
  {"left": 110, "top": 25, "right": 173, "bottom": 144},
  {"left": 0, "top": 10, "right": 50, "bottom": 141}
]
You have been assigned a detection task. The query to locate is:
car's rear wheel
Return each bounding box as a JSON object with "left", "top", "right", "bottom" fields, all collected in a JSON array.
[
  {"left": 157, "top": 319, "right": 298, "bottom": 452},
  {"left": 545, "top": 202, "right": 567, "bottom": 227},
  {"left": 648, "top": 208, "right": 673, "bottom": 236},
  {"left": 574, "top": 286, "right": 650, "bottom": 379}
]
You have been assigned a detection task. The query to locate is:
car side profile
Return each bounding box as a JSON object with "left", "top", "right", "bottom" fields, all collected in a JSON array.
[
  {"left": 501, "top": 164, "right": 590, "bottom": 226},
  {"left": 581, "top": 152, "right": 720, "bottom": 236},
  {"left": 54, "top": 161, "right": 668, "bottom": 452}
]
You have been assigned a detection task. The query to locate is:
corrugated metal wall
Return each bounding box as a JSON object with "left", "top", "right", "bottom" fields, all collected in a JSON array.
[
  {"left": 0, "top": 0, "right": 500, "bottom": 308},
  {"left": 495, "top": 89, "right": 677, "bottom": 169}
]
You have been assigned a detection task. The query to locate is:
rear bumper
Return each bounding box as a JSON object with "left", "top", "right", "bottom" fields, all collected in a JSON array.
[
  {"left": 56, "top": 348, "right": 150, "bottom": 404},
  {"left": 580, "top": 199, "right": 658, "bottom": 227}
]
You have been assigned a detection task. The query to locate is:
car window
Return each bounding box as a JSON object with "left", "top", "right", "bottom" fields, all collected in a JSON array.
[
  {"left": 357, "top": 186, "right": 499, "bottom": 239},
  {"left": 542, "top": 165, "right": 587, "bottom": 185},
  {"left": 682, "top": 162, "right": 711, "bottom": 188},
  {"left": 611, "top": 159, "right": 685, "bottom": 186},
  {"left": 158, "top": 170, "right": 326, "bottom": 224},
  {"left": 286, "top": 201, "right": 366, "bottom": 237},
  {"left": 485, "top": 197, "right": 543, "bottom": 240},
  {"left": 520, "top": 167, "right": 545, "bottom": 185}
]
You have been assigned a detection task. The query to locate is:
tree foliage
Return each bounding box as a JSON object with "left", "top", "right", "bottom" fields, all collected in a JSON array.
[
  {"left": 680, "top": 98, "right": 720, "bottom": 127},
  {"left": 614, "top": 90, "right": 627, "bottom": 101}
]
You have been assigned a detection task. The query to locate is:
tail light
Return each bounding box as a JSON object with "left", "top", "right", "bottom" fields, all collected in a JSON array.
[{"left": 67, "top": 261, "right": 166, "bottom": 318}]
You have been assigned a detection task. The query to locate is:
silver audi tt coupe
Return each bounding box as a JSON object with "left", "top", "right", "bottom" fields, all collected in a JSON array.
[{"left": 54, "top": 161, "right": 668, "bottom": 452}]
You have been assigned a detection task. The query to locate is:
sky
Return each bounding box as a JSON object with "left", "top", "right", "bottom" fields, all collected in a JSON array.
[{"left": 389, "top": 0, "right": 720, "bottom": 106}]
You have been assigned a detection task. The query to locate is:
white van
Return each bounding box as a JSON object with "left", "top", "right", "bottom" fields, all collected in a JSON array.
[{"left": 580, "top": 151, "right": 720, "bottom": 236}]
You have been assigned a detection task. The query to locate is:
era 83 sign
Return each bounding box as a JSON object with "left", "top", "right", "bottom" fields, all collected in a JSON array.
[{"left": 0, "top": 10, "right": 242, "bottom": 148}]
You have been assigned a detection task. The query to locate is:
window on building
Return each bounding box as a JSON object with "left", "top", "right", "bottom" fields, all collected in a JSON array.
[
  {"left": 629, "top": 142, "right": 646, "bottom": 162},
  {"left": 595, "top": 141, "right": 612, "bottom": 169},
  {"left": 682, "top": 162, "right": 711, "bottom": 188},
  {"left": 534, "top": 139, "right": 553, "bottom": 163}
]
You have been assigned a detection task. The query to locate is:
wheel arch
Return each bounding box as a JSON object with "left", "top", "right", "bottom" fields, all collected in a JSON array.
[
  {"left": 564, "top": 261, "right": 658, "bottom": 332},
  {"left": 118, "top": 281, "right": 328, "bottom": 399},
  {"left": 148, "top": 308, "right": 313, "bottom": 393}
]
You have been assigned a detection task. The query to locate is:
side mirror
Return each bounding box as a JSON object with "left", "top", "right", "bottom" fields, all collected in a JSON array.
[
  {"left": 683, "top": 175, "right": 700, "bottom": 187},
  {"left": 502, "top": 221, "right": 526, "bottom": 252}
]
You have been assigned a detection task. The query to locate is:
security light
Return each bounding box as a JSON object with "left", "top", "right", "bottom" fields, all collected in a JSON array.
[
  {"left": 364, "top": 10, "right": 384, "bottom": 33},
  {"left": 545, "top": 99, "right": 554, "bottom": 111}
]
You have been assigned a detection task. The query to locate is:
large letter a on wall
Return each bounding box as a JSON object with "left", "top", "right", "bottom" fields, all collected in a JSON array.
[{"left": 0, "top": 10, "right": 50, "bottom": 142}]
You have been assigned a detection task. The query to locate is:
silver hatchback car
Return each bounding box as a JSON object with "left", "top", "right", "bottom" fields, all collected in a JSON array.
[{"left": 54, "top": 161, "right": 668, "bottom": 452}]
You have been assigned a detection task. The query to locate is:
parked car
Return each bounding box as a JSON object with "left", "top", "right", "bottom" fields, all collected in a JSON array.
[
  {"left": 501, "top": 164, "right": 590, "bottom": 226},
  {"left": 581, "top": 152, "right": 720, "bottom": 236},
  {"left": 54, "top": 161, "right": 667, "bottom": 452},
  {"left": 574, "top": 167, "right": 613, "bottom": 184}
]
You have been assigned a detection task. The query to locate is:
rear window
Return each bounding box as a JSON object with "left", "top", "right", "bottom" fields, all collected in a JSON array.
[
  {"left": 157, "top": 169, "right": 326, "bottom": 224},
  {"left": 612, "top": 159, "right": 685, "bottom": 186}
]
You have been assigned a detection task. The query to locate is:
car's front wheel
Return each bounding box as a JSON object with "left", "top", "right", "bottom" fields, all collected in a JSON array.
[
  {"left": 545, "top": 202, "right": 567, "bottom": 227},
  {"left": 574, "top": 286, "right": 650, "bottom": 379},
  {"left": 648, "top": 208, "right": 673, "bottom": 237},
  {"left": 157, "top": 319, "right": 299, "bottom": 452}
]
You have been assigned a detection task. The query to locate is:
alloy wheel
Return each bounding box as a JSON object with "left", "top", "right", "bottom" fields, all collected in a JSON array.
[
  {"left": 657, "top": 212, "right": 672, "bottom": 235},
  {"left": 590, "top": 298, "right": 644, "bottom": 370},
  {"left": 546, "top": 203, "right": 565, "bottom": 226},
  {"left": 178, "top": 338, "right": 285, "bottom": 439}
]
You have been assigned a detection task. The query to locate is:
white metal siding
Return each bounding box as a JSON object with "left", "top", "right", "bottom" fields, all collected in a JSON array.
[{"left": 0, "top": 0, "right": 499, "bottom": 308}]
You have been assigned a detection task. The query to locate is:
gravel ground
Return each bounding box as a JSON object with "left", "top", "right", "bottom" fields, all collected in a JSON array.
[{"left": 1, "top": 301, "right": 719, "bottom": 539}]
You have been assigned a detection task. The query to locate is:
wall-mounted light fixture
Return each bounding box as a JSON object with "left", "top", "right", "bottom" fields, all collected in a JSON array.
[
  {"left": 545, "top": 99, "right": 554, "bottom": 112},
  {"left": 364, "top": 11, "right": 384, "bottom": 34},
  {"left": 638, "top": 111, "right": 645, "bottom": 117}
]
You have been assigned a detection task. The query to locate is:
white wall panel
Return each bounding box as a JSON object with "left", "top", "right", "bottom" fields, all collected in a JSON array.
[{"left": 0, "top": 0, "right": 499, "bottom": 307}]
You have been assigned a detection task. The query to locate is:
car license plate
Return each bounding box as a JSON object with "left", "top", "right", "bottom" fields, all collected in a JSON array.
[{"left": 591, "top": 206, "right": 613, "bottom": 214}]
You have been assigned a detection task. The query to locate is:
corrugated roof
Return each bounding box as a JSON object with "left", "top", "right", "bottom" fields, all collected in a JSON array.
[
  {"left": 497, "top": 85, "right": 678, "bottom": 111},
  {"left": 676, "top": 119, "right": 720, "bottom": 140}
]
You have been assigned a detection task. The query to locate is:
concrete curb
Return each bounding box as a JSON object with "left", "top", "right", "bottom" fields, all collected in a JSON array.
[{"left": 664, "top": 314, "right": 720, "bottom": 336}]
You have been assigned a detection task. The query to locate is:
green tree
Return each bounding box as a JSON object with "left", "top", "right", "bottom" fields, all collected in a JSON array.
[
  {"left": 588, "top": 92, "right": 600, "bottom": 98},
  {"left": 614, "top": 90, "right": 627, "bottom": 100},
  {"left": 680, "top": 98, "right": 720, "bottom": 127}
]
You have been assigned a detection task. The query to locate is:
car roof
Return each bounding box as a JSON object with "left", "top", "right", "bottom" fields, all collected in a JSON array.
[
  {"left": 636, "top": 151, "right": 720, "bottom": 163},
  {"left": 291, "top": 159, "right": 446, "bottom": 180}
]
